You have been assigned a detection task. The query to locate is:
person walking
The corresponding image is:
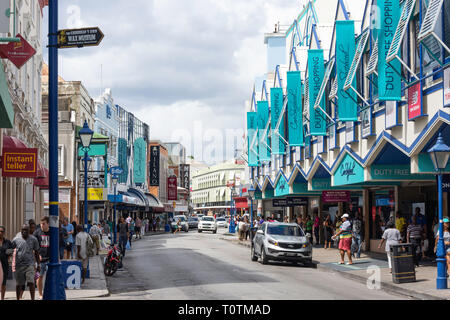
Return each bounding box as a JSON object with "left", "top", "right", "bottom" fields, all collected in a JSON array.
[
  {"left": 89, "top": 223, "right": 101, "bottom": 255},
  {"left": 11, "top": 225, "right": 40, "bottom": 300},
  {"left": 128, "top": 218, "right": 135, "bottom": 246},
  {"left": 0, "top": 225, "right": 13, "bottom": 300},
  {"left": 135, "top": 217, "right": 142, "bottom": 239},
  {"left": 332, "top": 214, "right": 353, "bottom": 265},
  {"left": 352, "top": 212, "right": 364, "bottom": 259},
  {"left": 395, "top": 211, "right": 407, "bottom": 242},
  {"left": 173, "top": 218, "right": 181, "bottom": 235},
  {"left": 238, "top": 218, "right": 246, "bottom": 241},
  {"left": 313, "top": 212, "right": 320, "bottom": 245},
  {"left": 323, "top": 215, "right": 332, "bottom": 249},
  {"left": 33, "top": 217, "right": 51, "bottom": 300},
  {"left": 304, "top": 216, "right": 314, "bottom": 245},
  {"left": 378, "top": 221, "right": 401, "bottom": 273},
  {"left": 118, "top": 217, "right": 129, "bottom": 256},
  {"left": 244, "top": 216, "right": 250, "bottom": 241},
  {"left": 407, "top": 216, "right": 425, "bottom": 267},
  {"left": 75, "top": 225, "right": 93, "bottom": 285},
  {"left": 434, "top": 217, "right": 450, "bottom": 273},
  {"left": 62, "top": 217, "right": 74, "bottom": 259}
]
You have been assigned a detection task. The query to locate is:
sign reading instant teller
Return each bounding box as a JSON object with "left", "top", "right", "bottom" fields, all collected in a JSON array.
[
  {"left": 2, "top": 148, "right": 37, "bottom": 178},
  {"left": 58, "top": 27, "right": 104, "bottom": 48}
]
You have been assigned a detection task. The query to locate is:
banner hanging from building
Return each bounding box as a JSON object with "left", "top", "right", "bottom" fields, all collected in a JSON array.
[
  {"left": 408, "top": 81, "right": 423, "bottom": 120},
  {"left": 149, "top": 145, "right": 160, "bottom": 186},
  {"left": 308, "top": 49, "right": 326, "bottom": 135},
  {"left": 118, "top": 138, "right": 128, "bottom": 184},
  {"left": 1, "top": 148, "right": 38, "bottom": 178},
  {"left": 385, "top": 100, "right": 399, "bottom": 128},
  {"left": 361, "top": 107, "right": 372, "bottom": 138},
  {"left": 270, "top": 87, "right": 286, "bottom": 154},
  {"left": 378, "top": 0, "right": 401, "bottom": 101},
  {"left": 336, "top": 20, "right": 358, "bottom": 121},
  {"left": 179, "top": 164, "right": 190, "bottom": 191},
  {"left": 168, "top": 176, "right": 178, "bottom": 201},
  {"left": 247, "top": 111, "right": 259, "bottom": 166},
  {"left": 287, "top": 71, "right": 304, "bottom": 146},
  {"left": 257, "top": 101, "right": 271, "bottom": 162},
  {"left": 134, "top": 138, "right": 146, "bottom": 185}
]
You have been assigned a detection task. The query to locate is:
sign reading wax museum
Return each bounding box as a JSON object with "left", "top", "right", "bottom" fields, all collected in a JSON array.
[
  {"left": 149, "top": 146, "right": 160, "bottom": 186},
  {"left": 336, "top": 20, "right": 358, "bottom": 121},
  {"left": 257, "top": 101, "right": 271, "bottom": 162},
  {"left": 287, "top": 71, "right": 304, "bottom": 146},
  {"left": 408, "top": 81, "right": 423, "bottom": 120},
  {"left": 247, "top": 111, "right": 259, "bottom": 166},
  {"left": 308, "top": 50, "right": 326, "bottom": 136},
  {"left": 322, "top": 190, "right": 350, "bottom": 203},
  {"left": 378, "top": 0, "right": 401, "bottom": 101},
  {"left": 58, "top": 27, "right": 104, "bottom": 48},
  {"left": 179, "top": 164, "right": 190, "bottom": 191},
  {"left": 167, "top": 176, "right": 178, "bottom": 201},
  {"left": 270, "top": 88, "right": 286, "bottom": 154},
  {"left": 2, "top": 148, "right": 37, "bottom": 178}
]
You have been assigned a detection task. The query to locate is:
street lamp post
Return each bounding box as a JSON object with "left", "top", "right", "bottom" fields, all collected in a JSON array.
[
  {"left": 79, "top": 121, "right": 94, "bottom": 232},
  {"left": 112, "top": 175, "right": 119, "bottom": 244},
  {"left": 229, "top": 185, "right": 236, "bottom": 233},
  {"left": 427, "top": 132, "right": 450, "bottom": 290},
  {"left": 248, "top": 187, "right": 256, "bottom": 228},
  {"left": 43, "top": 0, "right": 66, "bottom": 300}
]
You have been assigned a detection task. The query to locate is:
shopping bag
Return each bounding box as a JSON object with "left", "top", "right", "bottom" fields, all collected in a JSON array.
[{"left": 126, "top": 240, "right": 131, "bottom": 250}]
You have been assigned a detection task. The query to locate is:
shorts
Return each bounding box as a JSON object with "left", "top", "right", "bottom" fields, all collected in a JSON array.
[
  {"left": 15, "top": 265, "right": 35, "bottom": 286},
  {"left": 80, "top": 258, "right": 88, "bottom": 269},
  {"left": 40, "top": 261, "right": 49, "bottom": 277},
  {"left": 65, "top": 242, "right": 73, "bottom": 251},
  {"left": 339, "top": 237, "right": 352, "bottom": 251}
]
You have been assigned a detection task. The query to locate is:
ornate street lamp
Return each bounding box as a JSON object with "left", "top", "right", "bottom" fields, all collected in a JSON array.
[
  {"left": 427, "top": 132, "right": 450, "bottom": 290},
  {"left": 80, "top": 121, "right": 93, "bottom": 232},
  {"left": 111, "top": 175, "right": 119, "bottom": 245},
  {"left": 248, "top": 186, "right": 256, "bottom": 228}
]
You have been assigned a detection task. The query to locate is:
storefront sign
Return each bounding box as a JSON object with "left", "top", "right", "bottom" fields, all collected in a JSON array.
[
  {"left": 361, "top": 107, "right": 372, "bottom": 138},
  {"left": 311, "top": 178, "right": 331, "bottom": 191},
  {"left": 87, "top": 188, "right": 105, "bottom": 201},
  {"left": 0, "top": 34, "right": 36, "bottom": 69},
  {"left": 168, "top": 176, "right": 178, "bottom": 201},
  {"left": 336, "top": 20, "right": 357, "bottom": 121},
  {"left": 287, "top": 197, "right": 308, "bottom": 206},
  {"left": 270, "top": 87, "right": 286, "bottom": 154},
  {"left": 408, "top": 81, "right": 423, "bottom": 120},
  {"left": 444, "top": 67, "right": 450, "bottom": 108},
  {"left": 287, "top": 71, "right": 304, "bottom": 146},
  {"left": 308, "top": 49, "right": 326, "bottom": 135},
  {"left": 272, "top": 199, "right": 288, "bottom": 207},
  {"left": 275, "top": 175, "right": 289, "bottom": 197},
  {"left": 333, "top": 154, "right": 364, "bottom": 186},
  {"left": 257, "top": 101, "right": 271, "bottom": 161},
  {"left": 371, "top": 164, "right": 435, "bottom": 180},
  {"left": 180, "top": 164, "right": 190, "bottom": 191},
  {"left": 247, "top": 111, "right": 259, "bottom": 166},
  {"left": 385, "top": 100, "right": 399, "bottom": 129},
  {"left": 442, "top": 175, "right": 450, "bottom": 192},
  {"left": 322, "top": 190, "right": 350, "bottom": 203},
  {"left": 133, "top": 138, "right": 146, "bottom": 185},
  {"left": 2, "top": 148, "right": 37, "bottom": 178},
  {"left": 149, "top": 146, "right": 160, "bottom": 186},
  {"left": 378, "top": 0, "right": 401, "bottom": 101}
]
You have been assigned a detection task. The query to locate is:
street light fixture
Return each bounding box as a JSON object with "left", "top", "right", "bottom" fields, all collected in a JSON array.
[
  {"left": 80, "top": 121, "right": 94, "bottom": 232},
  {"left": 248, "top": 186, "right": 256, "bottom": 228},
  {"left": 111, "top": 174, "right": 119, "bottom": 245},
  {"left": 427, "top": 132, "right": 450, "bottom": 290}
]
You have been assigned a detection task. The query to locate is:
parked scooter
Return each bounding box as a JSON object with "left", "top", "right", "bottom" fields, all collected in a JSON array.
[{"left": 104, "top": 244, "right": 123, "bottom": 276}]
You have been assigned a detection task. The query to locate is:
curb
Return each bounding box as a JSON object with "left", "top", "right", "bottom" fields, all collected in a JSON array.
[{"left": 220, "top": 236, "right": 446, "bottom": 300}]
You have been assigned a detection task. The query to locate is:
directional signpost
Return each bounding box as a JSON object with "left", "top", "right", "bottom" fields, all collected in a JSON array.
[
  {"left": 110, "top": 166, "right": 124, "bottom": 176},
  {"left": 57, "top": 27, "right": 104, "bottom": 48}
]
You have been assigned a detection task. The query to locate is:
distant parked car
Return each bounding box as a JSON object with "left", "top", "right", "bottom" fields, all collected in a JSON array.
[
  {"left": 198, "top": 216, "right": 217, "bottom": 233},
  {"left": 251, "top": 222, "right": 312, "bottom": 266},
  {"left": 197, "top": 214, "right": 205, "bottom": 220},
  {"left": 188, "top": 217, "right": 199, "bottom": 229},
  {"left": 171, "top": 215, "right": 189, "bottom": 232},
  {"left": 216, "top": 217, "right": 228, "bottom": 228}
]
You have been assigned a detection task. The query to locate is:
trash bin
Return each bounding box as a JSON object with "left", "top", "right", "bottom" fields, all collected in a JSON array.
[
  {"left": 249, "top": 227, "right": 258, "bottom": 241},
  {"left": 390, "top": 243, "right": 416, "bottom": 284}
]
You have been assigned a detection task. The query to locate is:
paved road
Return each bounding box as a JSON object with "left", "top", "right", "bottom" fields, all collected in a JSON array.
[{"left": 99, "top": 228, "right": 408, "bottom": 300}]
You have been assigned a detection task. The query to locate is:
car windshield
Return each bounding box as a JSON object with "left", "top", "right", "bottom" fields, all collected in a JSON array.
[
  {"left": 267, "top": 225, "right": 304, "bottom": 236},
  {"left": 175, "top": 216, "right": 186, "bottom": 222},
  {"left": 202, "top": 217, "right": 214, "bottom": 222},
  {"left": 216, "top": 218, "right": 225, "bottom": 221},
  {"left": 188, "top": 218, "right": 198, "bottom": 221}
]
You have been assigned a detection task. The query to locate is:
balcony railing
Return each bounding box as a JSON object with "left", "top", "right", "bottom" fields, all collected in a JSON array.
[{"left": 79, "top": 171, "right": 106, "bottom": 188}]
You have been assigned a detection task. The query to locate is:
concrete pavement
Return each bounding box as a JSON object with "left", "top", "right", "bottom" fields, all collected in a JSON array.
[{"left": 220, "top": 233, "right": 450, "bottom": 300}]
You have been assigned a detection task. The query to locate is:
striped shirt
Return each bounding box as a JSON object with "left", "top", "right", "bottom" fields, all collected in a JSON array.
[{"left": 407, "top": 224, "right": 423, "bottom": 239}]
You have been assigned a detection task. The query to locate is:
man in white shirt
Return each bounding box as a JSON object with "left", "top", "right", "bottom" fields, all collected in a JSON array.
[{"left": 76, "top": 225, "right": 92, "bottom": 284}]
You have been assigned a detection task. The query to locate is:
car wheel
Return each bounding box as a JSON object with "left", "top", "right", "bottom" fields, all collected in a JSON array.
[
  {"left": 198, "top": 229, "right": 202, "bottom": 233},
  {"left": 251, "top": 245, "right": 258, "bottom": 262},
  {"left": 260, "top": 246, "right": 268, "bottom": 265},
  {"left": 213, "top": 229, "right": 217, "bottom": 234}
]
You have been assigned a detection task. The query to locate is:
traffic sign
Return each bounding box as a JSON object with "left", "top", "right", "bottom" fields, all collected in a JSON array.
[
  {"left": 110, "top": 166, "right": 123, "bottom": 176},
  {"left": 57, "top": 27, "right": 104, "bottom": 49},
  {"left": 0, "top": 34, "right": 36, "bottom": 69}
]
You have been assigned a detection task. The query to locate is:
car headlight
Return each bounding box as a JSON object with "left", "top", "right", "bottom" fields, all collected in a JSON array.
[
  {"left": 302, "top": 244, "right": 309, "bottom": 248},
  {"left": 268, "top": 239, "right": 278, "bottom": 246}
]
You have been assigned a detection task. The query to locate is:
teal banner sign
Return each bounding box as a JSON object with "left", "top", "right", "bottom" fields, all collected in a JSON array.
[
  {"left": 336, "top": 20, "right": 358, "bottom": 121},
  {"left": 287, "top": 71, "right": 304, "bottom": 146},
  {"left": 133, "top": 138, "right": 147, "bottom": 184},
  {"left": 275, "top": 175, "right": 289, "bottom": 197},
  {"left": 77, "top": 143, "right": 106, "bottom": 157},
  {"left": 257, "top": 101, "right": 271, "bottom": 162},
  {"left": 333, "top": 153, "right": 365, "bottom": 186},
  {"left": 270, "top": 87, "right": 286, "bottom": 154},
  {"left": 308, "top": 50, "right": 326, "bottom": 135},
  {"left": 372, "top": 163, "right": 436, "bottom": 180},
  {"left": 377, "top": 0, "right": 401, "bottom": 101},
  {"left": 247, "top": 112, "right": 259, "bottom": 167},
  {"left": 118, "top": 138, "right": 128, "bottom": 184}
]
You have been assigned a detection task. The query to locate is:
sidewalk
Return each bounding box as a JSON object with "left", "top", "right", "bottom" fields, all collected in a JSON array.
[
  {"left": 220, "top": 233, "right": 450, "bottom": 300},
  {"left": 3, "top": 231, "right": 166, "bottom": 300}
]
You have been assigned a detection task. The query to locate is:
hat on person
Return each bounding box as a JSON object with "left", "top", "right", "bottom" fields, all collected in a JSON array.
[
  {"left": 342, "top": 214, "right": 350, "bottom": 219},
  {"left": 444, "top": 217, "right": 450, "bottom": 223}
]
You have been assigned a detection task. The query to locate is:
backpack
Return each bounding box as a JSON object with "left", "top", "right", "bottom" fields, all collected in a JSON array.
[{"left": 86, "top": 234, "right": 95, "bottom": 257}]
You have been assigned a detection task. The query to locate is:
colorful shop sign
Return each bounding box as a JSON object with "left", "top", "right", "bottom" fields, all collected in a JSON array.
[
  {"left": 408, "top": 81, "right": 423, "bottom": 120},
  {"left": 87, "top": 188, "right": 106, "bottom": 201},
  {"left": 133, "top": 138, "right": 146, "bottom": 185},
  {"left": 371, "top": 164, "right": 434, "bottom": 180},
  {"left": 274, "top": 174, "right": 290, "bottom": 197},
  {"left": 333, "top": 153, "right": 364, "bottom": 186},
  {"left": 2, "top": 148, "right": 37, "bottom": 178},
  {"left": 322, "top": 190, "right": 350, "bottom": 203}
]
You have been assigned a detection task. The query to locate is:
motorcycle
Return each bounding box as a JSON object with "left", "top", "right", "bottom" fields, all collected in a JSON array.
[{"left": 104, "top": 244, "right": 123, "bottom": 276}]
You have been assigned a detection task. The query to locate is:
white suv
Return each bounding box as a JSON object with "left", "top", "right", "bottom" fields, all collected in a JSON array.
[{"left": 198, "top": 216, "right": 217, "bottom": 233}]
